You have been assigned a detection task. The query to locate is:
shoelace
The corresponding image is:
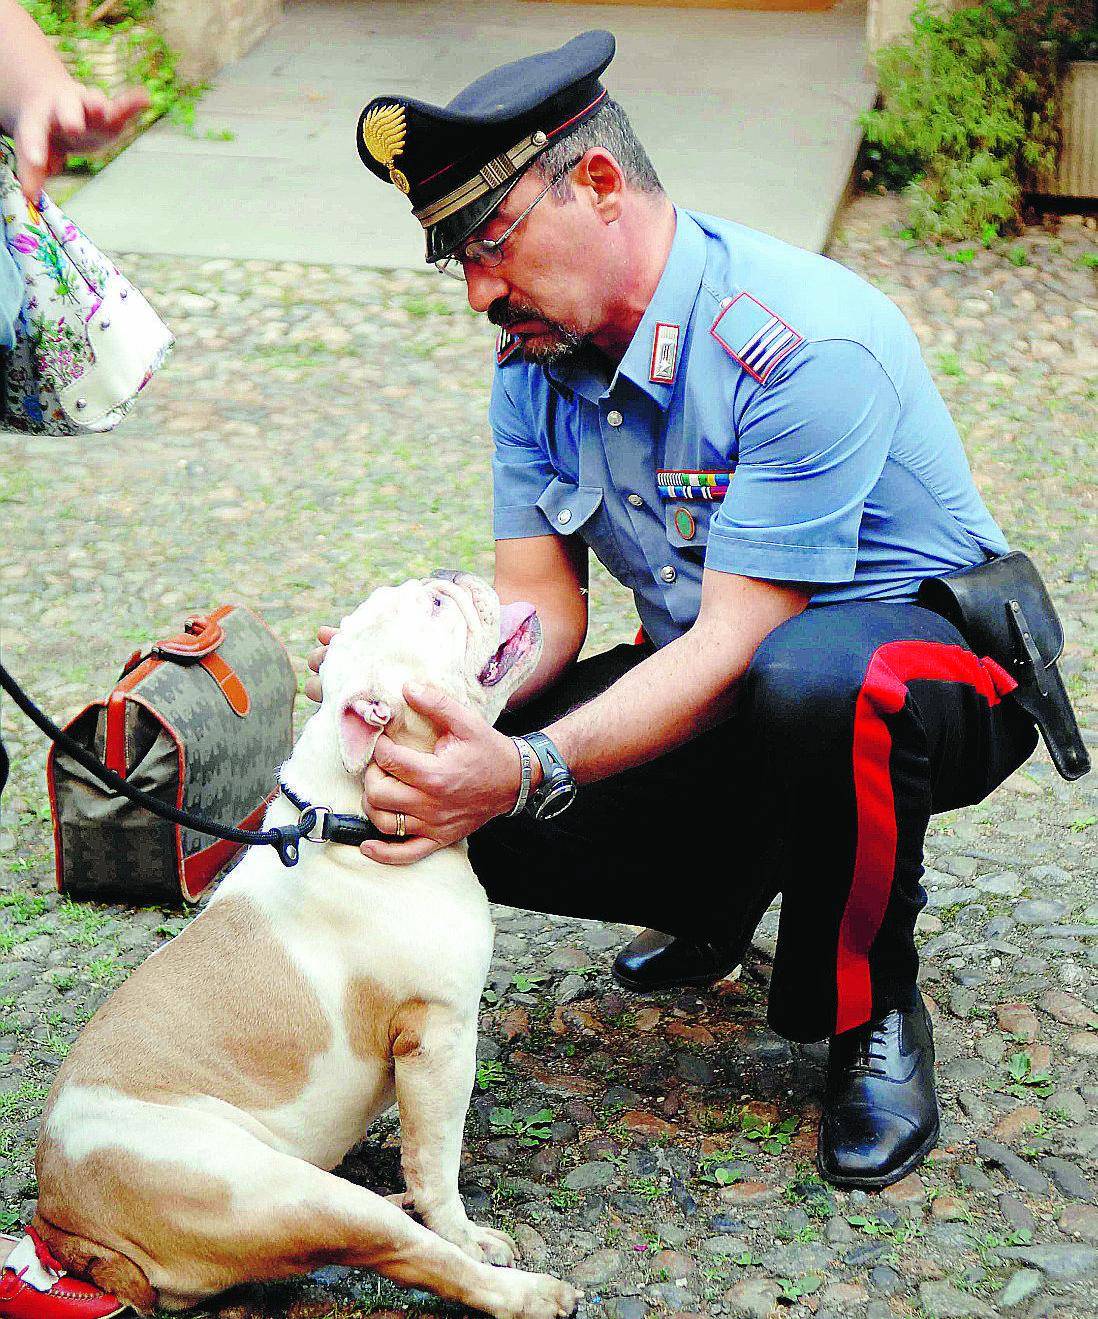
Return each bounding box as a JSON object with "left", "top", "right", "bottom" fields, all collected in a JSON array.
[
  {"left": 0, "top": 1227, "right": 66, "bottom": 1298},
  {"left": 27, "top": 1226, "right": 65, "bottom": 1275},
  {"left": 846, "top": 1012, "right": 897, "bottom": 1077}
]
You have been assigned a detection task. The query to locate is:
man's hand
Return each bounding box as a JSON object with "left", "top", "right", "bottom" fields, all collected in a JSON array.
[
  {"left": 304, "top": 626, "right": 336, "bottom": 704},
  {"left": 360, "top": 682, "right": 523, "bottom": 866}
]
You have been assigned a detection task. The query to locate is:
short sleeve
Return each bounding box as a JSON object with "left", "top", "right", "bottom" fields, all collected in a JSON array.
[
  {"left": 705, "top": 340, "right": 900, "bottom": 584},
  {"left": 489, "top": 365, "right": 556, "bottom": 539}
]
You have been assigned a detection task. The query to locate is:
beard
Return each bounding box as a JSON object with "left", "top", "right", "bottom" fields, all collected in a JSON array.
[{"left": 488, "top": 298, "right": 589, "bottom": 368}]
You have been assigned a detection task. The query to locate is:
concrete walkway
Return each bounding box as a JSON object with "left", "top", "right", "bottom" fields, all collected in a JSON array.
[{"left": 67, "top": 0, "right": 874, "bottom": 265}]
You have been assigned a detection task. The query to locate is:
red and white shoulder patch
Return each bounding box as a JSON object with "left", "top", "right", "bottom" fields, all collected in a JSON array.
[
  {"left": 496, "top": 328, "right": 522, "bottom": 365},
  {"left": 710, "top": 292, "right": 803, "bottom": 385}
]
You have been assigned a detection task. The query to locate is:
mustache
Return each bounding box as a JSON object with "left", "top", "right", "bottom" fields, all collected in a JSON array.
[{"left": 487, "top": 298, "right": 544, "bottom": 329}]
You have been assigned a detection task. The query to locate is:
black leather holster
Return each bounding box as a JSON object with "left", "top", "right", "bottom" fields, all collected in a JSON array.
[{"left": 918, "top": 551, "right": 1090, "bottom": 782}]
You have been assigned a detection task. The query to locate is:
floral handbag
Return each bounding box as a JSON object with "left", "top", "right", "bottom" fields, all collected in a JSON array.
[{"left": 0, "top": 137, "right": 173, "bottom": 434}]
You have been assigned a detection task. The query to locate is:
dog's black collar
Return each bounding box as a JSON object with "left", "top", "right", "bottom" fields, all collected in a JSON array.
[{"left": 279, "top": 780, "right": 395, "bottom": 846}]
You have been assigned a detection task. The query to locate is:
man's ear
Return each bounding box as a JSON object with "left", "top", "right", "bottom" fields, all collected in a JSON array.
[
  {"left": 575, "top": 148, "right": 624, "bottom": 224},
  {"left": 338, "top": 698, "right": 392, "bottom": 775}
]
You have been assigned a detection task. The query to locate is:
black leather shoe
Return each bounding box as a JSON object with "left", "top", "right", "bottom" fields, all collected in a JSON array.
[
  {"left": 817, "top": 987, "right": 940, "bottom": 1190},
  {"left": 612, "top": 928, "right": 744, "bottom": 992}
]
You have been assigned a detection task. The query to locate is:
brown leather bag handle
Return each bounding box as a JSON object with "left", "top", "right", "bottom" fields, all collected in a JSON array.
[{"left": 153, "top": 614, "right": 226, "bottom": 661}]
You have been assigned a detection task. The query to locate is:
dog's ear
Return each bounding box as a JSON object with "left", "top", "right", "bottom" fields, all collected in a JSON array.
[{"left": 338, "top": 698, "right": 392, "bottom": 775}]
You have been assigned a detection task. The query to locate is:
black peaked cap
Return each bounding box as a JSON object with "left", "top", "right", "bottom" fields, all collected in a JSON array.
[{"left": 357, "top": 30, "right": 616, "bottom": 263}]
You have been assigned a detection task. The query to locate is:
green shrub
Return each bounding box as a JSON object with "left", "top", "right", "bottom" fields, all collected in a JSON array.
[{"left": 859, "top": 0, "right": 1087, "bottom": 241}]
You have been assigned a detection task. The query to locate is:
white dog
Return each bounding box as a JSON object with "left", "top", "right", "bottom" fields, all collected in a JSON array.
[{"left": 26, "top": 573, "right": 580, "bottom": 1319}]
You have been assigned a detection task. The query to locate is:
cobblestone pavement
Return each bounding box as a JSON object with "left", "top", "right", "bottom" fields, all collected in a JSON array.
[{"left": 1, "top": 195, "right": 1096, "bottom": 1319}]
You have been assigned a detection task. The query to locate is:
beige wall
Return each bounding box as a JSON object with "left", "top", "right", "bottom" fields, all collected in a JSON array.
[
  {"left": 866, "top": 0, "right": 959, "bottom": 55},
  {"left": 154, "top": 0, "right": 283, "bottom": 83}
]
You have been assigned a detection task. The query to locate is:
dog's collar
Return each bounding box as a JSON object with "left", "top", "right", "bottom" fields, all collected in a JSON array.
[{"left": 278, "top": 780, "right": 396, "bottom": 846}]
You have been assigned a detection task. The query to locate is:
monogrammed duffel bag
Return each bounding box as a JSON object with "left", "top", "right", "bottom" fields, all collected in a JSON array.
[{"left": 47, "top": 604, "right": 295, "bottom": 905}]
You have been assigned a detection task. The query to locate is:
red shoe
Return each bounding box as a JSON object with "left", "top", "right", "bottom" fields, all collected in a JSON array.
[{"left": 0, "top": 1229, "right": 129, "bottom": 1318}]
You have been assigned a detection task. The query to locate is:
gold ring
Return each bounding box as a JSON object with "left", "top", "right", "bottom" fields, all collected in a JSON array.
[{"left": 394, "top": 812, "right": 406, "bottom": 838}]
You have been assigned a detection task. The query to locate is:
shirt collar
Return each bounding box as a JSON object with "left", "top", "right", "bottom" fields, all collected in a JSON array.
[
  {"left": 545, "top": 207, "right": 708, "bottom": 409},
  {"left": 615, "top": 207, "right": 707, "bottom": 408}
]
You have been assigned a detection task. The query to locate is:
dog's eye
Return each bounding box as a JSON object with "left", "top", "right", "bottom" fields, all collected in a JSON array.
[{"left": 430, "top": 593, "right": 444, "bottom": 613}]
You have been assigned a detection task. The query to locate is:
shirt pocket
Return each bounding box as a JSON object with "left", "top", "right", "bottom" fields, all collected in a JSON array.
[
  {"left": 536, "top": 479, "right": 632, "bottom": 582},
  {"left": 665, "top": 503, "right": 712, "bottom": 560},
  {"left": 536, "top": 478, "right": 604, "bottom": 534}
]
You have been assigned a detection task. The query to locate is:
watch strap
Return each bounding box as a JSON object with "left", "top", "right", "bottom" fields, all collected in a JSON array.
[
  {"left": 523, "top": 729, "right": 568, "bottom": 779},
  {"left": 507, "top": 736, "right": 533, "bottom": 817},
  {"left": 522, "top": 730, "right": 577, "bottom": 820}
]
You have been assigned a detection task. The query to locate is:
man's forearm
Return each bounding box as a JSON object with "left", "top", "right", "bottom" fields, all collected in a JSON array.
[
  {"left": 535, "top": 575, "right": 809, "bottom": 787},
  {"left": 505, "top": 607, "right": 585, "bottom": 710},
  {"left": 540, "top": 622, "right": 746, "bottom": 785},
  {"left": 0, "top": 0, "right": 69, "bottom": 129}
]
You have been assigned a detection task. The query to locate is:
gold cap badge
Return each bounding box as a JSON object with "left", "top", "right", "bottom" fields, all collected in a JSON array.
[{"left": 362, "top": 102, "right": 410, "bottom": 193}]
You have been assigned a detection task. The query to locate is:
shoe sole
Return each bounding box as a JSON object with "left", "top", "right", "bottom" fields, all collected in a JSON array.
[
  {"left": 815, "top": 1108, "right": 941, "bottom": 1191},
  {"left": 611, "top": 963, "right": 741, "bottom": 994}
]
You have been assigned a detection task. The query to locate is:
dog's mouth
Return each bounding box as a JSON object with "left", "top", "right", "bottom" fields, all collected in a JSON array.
[{"left": 477, "top": 601, "right": 541, "bottom": 688}]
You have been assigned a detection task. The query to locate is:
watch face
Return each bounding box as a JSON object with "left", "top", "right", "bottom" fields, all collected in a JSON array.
[{"left": 533, "top": 778, "right": 577, "bottom": 821}]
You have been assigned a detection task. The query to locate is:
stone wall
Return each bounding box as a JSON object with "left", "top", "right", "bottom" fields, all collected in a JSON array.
[{"left": 154, "top": 0, "right": 283, "bottom": 83}]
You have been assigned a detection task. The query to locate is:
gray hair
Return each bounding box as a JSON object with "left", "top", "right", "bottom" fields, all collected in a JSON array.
[{"left": 531, "top": 99, "right": 664, "bottom": 199}]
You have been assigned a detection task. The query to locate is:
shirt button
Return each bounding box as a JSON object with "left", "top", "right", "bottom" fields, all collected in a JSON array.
[
  {"left": 659, "top": 565, "right": 677, "bottom": 584},
  {"left": 606, "top": 409, "right": 624, "bottom": 427},
  {"left": 557, "top": 509, "right": 572, "bottom": 525},
  {"left": 627, "top": 493, "right": 644, "bottom": 507}
]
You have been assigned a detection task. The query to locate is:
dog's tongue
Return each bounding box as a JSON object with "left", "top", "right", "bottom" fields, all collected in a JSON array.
[{"left": 499, "top": 601, "right": 535, "bottom": 643}]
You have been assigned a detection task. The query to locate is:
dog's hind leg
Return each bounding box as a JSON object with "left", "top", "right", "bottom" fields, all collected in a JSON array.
[
  {"left": 390, "top": 1003, "right": 516, "bottom": 1265},
  {"left": 155, "top": 1139, "right": 578, "bottom": 1319}
]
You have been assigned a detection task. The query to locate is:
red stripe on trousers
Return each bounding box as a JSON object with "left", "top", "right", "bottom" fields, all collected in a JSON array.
[{"left": 836, "top": 642, "right": 1017, "bottom": 1035}]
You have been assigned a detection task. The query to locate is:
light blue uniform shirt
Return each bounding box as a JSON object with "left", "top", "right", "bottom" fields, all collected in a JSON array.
[
  {"left": 0, "top": 245, "right": 21, "bottom": 349},
  {"left": 490, "top": 208, "right": 1007, "bottom": 648}
]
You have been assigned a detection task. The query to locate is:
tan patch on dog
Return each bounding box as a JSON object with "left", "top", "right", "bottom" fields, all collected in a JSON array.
[
  {"left": 31, "top": 1210, "right": 158, "bottom": 1314},
  {"left": 33, "top": 1148, "right": 233, "bottom": 1313},
  {"left": 343, "top": 976, "right": 429, "bottom": 1063},
  {"left": 390, "top": 1000, "right": 429, "bottom": 1059},
  {"left": 47, "top": 895, "right": 331, "bottom": 1116}
]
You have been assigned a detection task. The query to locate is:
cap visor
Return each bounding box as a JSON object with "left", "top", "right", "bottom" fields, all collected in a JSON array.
[{"left": 425, "top": 172, "right": 527, "bottom": 264}]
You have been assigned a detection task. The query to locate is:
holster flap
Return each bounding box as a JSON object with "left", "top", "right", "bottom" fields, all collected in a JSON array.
[
  {"left": 918, "top": 552, "right": 1089, "bottom": 782},
  {"left": 917, "top": 551, "right": 1063, "bottom": 670}
]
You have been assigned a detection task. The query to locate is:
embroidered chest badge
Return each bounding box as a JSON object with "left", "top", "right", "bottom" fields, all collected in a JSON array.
[
  {"left": 710, "top": 292, "right": 803, "bottom": 385},
  {"left": 650, "top": 322, "right": 680, "bottom": 384},
  {"left": 673, "top": 507, "right": 696, "bottom": 540}
]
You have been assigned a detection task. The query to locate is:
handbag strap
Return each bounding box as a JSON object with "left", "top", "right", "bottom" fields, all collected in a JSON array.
[
  {"left": 119, "top": 613, "right": 250, "bottom": 723},
  {"left": 0, "top": 658, "right": 381, "bottom": 867}
]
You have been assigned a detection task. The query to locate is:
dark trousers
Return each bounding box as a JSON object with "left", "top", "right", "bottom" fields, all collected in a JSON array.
[{"left": 469, "top": 603, "right": 1038, "bottom": 1043}]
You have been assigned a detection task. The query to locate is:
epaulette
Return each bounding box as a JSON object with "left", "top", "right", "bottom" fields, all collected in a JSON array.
[
  {"left": 710, "top": 292, "right": 803, "bottom": 386},
  {"left": 496, "top": 328, "right": 522, "bottom": 365}
]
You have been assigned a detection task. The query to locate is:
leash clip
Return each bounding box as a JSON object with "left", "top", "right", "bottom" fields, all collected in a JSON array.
[{"left": 268, "top": 823, "right": 305, "bottom": 867}]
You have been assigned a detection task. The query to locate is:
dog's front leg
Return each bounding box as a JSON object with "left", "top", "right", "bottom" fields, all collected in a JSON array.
[{"left": 392, "top": 1004, "right": 516, "bottom": 1267}]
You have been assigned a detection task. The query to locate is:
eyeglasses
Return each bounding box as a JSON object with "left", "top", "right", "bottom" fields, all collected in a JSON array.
[{"left": 434, "top": 157, "right": 581, "bottom": 281}]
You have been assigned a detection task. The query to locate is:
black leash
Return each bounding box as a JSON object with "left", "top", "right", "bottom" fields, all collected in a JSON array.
[{"left": 0, "top": 658, "right": 383, "bottom": 867}]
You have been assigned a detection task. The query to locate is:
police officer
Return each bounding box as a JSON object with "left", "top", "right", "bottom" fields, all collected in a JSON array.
[{"left": 331, "top": 31, "right": 1046, "bottom": 1190}]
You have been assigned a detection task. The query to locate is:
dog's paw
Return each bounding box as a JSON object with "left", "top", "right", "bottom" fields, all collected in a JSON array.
[
  {"left": 513, "top": 1274, "right": 582, "bottom": 1319},
  {"left": 455, "top": 1221, "right": 517, "bottom": 1267}
]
